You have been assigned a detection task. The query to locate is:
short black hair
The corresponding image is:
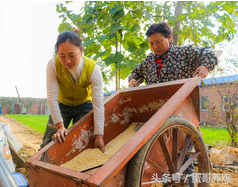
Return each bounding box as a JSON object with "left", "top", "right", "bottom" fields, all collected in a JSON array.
[
  {"left": 55, "top": 31, "right": 83, "bottom": 54},
  {"left": 146, "top": 22, "right": 172, "bottom": 38}
]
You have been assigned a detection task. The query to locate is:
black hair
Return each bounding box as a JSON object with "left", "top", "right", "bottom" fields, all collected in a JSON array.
[
  {"left": 146, "top": 22, "right": 172, "bottom": 38},
  {"left": 55, "top": 31, "right": 83, "bottom": 54}
]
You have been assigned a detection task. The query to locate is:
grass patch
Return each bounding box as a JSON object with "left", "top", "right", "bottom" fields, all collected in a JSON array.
[
  {"left": 200, "top": 126, "right": 231, "bottom": 147},
  {"left": 6, "top": 114, "right": 48, "bottom": 134}
]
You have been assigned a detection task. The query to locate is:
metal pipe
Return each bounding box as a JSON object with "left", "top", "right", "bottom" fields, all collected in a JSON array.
[{"left": 0, "top": 153, "right": 18, "bottom": 187}]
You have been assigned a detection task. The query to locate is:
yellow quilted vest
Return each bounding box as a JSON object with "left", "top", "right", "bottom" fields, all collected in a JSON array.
[{"left": 55, "top": 56, "right": 96, "bottom": 106}]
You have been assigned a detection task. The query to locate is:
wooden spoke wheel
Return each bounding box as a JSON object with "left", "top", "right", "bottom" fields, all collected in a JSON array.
[{"left": 127, "top": 116, "right": 209, "bottom": 187}]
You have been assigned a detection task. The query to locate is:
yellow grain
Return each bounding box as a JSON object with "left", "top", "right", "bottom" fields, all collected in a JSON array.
[{"left": 60, "top": 122, "right": 143, "bottom": 172}]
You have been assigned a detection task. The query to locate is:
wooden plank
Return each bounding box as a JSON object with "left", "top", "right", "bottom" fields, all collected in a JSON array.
[
  {"left": 158, "top": 135, "right": 176, "bottom": 173},
  {"left": 9, "top": 144, "right": 27, "bottom": 169}
]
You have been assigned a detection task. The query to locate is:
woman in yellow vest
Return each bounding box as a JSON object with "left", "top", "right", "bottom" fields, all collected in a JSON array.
[{"left": 40, "top": 31, "right": 105, "bottom": 153}]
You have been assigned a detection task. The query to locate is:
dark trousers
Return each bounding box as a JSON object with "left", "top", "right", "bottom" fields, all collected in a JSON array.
[{"left": 40, "top": 101, "right": 93, "bottom": 149}]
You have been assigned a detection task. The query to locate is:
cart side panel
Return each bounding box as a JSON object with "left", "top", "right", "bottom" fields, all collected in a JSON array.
[
  {"left": 102, "top": 83, "right": 183, "bottom": 156},
  {"left": 171, "top": 86, "right": 200, "bottom": 128},
  {"left": 101, "top": 83, "right": 183, "bottom": 150},
  {"left": 45, "top": 111, "right": 95, "bottom": 165},
  {"left": 190, "top": 85, "right": 200, "bottom": 122},
  {"left": 103, "top": 164, "right": 127, "bottom": 187},
  {"left": 28, "top": 166, "right": 87, "bottom": 187},
  {"left": 119, "top": 84, "right": 182, "bottom": 123},
  {"left": 103, "top": 93, "right": 135, "bottom": 145}
]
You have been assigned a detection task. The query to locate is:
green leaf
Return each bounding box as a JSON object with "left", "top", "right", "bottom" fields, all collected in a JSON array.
[
  {"left": 207, "top": 5, "right": 219, "bottom": 9},
  {"left": 109, "top": 5, "right": 122, "bottom": 14},
  {"left": 177, "top": 14, "right": 186, "bottom": 20},
  {"left": 127, "top": 40, "right": 139, "bottom": 52},
  {"left": 86, "top": 16, "right": 97, "bottom": 24},
  {"left": 83, "top": 38, "right": 95, "bottom": 47},
  {"left": 58, "top": 22, "right": 71, "bottom": 33},
  {"left": 130, "top": 24, "right": 140, "bottom": 32},
  {"left": 103, "top": 52, "right": 124, "bottom": 66},
  {"left": 139, "top": 41, "right": 149, "bottom": 49},
  {"left": 201, "top": 20, "right": 215, "bottom": 27},
  {"left": 128, "top": 60, "right": 140, "bottom": 69},
  {"left": 128, "top": 45, "right": 137, "bottom": 53},
  {"left": 65, "top": 1, "right": 72, "bottom": 4},
  {"left": 97, "top": 35, "right": 107, "bottom": 42},
  {"left": 93, "top": 50, "right": 107, "bottom": 60},
  {"left": 144, "top": 11, "right": 151, "bottom": 20},
  {"left": 110, "top": 23, "right": 120, "bottom": 33},
  {"left": 72, "top": 14, "right": 81, "bottom": 21},
  {"left": 107, "top": 33, "right": 115, "bottom": 39},
  {"left": 88, "top": 5, "right": 98, "bottom": 15},
  {"left": 115, "top": 52, "right": 124, "bottom": 63},
  {"left": 112, "top": 9, "right": 125, "bottom": 21},
  {"left": 213, "top": 35, "right": 221, "bottom": 44},
  {"left": 104, "top": 54, "right": 117, "bottom": 66}
]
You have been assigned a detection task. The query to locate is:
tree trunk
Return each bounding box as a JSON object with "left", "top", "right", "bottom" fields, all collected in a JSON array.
[{"left": 173, "top": 2, "right": 184, "bottom": 46}]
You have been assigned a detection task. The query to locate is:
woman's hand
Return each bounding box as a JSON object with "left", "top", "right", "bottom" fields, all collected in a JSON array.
[
  {"left": 193, "top": 65, "right": 209, "bottom": 78},
  {"left": 52, "top": 122, "right": 68, "bottom": 143},
  {"left": 128, "top": 79, "right": 139, "bottom": 87},
  {"left": 95, "top": 134, "right": 105, "bottom": 153}
]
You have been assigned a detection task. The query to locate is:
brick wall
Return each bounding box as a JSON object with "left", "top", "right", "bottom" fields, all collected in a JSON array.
[
  {"left": 199, "top": 83, "right": 236, "bottom": 126},
  {"left": 0, "top": 97, "right": 47, "bottom": 115}
]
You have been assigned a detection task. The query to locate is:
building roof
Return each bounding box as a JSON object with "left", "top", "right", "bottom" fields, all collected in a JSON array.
[
  {"left": 103, "top": 90, "right": 116, "bottom": 96},
  {"left": 199, "top": 74, "right": 238, "bottom": 86}
]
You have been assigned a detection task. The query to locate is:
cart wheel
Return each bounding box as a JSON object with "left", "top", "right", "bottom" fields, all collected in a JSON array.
[{"left": 127, "top": 116, "right": 209, "bottom": 187}]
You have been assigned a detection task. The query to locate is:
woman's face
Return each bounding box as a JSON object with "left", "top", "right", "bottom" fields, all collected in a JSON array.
[
  {"left": 57, "top": 40, "right": 83, "bottom": 69},
  {"left": 148, "top": 33, "right": 172, "bottom": 56}
]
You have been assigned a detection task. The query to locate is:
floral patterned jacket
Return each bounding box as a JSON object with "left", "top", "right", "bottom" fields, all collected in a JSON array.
[{"left": 128, "top": 45, "right": 218, "bottom": 85}]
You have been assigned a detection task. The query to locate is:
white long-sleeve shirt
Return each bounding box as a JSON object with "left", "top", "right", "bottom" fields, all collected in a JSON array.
[{"left": 46, "top": 56, "right": 104, "bottom": 135}]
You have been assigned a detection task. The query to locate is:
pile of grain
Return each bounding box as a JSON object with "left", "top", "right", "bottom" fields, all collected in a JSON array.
[{"left": 60, "top": 122, "right": 143, "bottom": 172}]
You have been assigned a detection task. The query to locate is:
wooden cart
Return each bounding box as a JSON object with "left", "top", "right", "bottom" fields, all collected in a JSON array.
[{"left": 26, "top": 76, "right": 210, "bottom": 187}]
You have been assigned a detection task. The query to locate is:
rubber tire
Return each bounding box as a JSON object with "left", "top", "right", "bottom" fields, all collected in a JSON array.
[{"left": 126, "top": 116, "right": 210, "bottom": 187}]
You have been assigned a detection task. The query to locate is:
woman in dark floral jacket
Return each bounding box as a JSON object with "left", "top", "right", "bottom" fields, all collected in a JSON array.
[
  {"left": 128, "top": 22, "right": 218, "bottom": 187},
  {"left": 128, "top": 22, "right": 218, "bottom": 87}
]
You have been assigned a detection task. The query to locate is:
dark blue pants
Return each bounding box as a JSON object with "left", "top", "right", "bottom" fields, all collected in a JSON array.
[{"left": 40, "top": 101, "right": 93, "bottom": 149}]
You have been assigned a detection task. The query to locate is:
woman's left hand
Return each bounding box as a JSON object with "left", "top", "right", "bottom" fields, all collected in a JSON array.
[
  {"left": 95, "top": 134, "right": 105, "bottom": 153},
  {"left": 193, "top": 65, "right": 209, "bottom": 78}
]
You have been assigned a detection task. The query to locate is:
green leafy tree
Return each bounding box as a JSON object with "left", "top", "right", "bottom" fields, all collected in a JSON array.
[
  {"left": 56, "top": 1, "right": 155, "bottom": 89},
  {"left": 56, "top": 1, "right": 238, "bottom": 90}
]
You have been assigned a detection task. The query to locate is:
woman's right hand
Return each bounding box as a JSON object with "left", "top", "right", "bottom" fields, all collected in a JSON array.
[
  {"left": 95, "top": 135, "right": 105, "bottom": 153},
  {"left": 52, "top": 122, "right": 68, "bottom": 143},
  {"left": 128, "top": 79, "right": 139, "bottom": 87}
]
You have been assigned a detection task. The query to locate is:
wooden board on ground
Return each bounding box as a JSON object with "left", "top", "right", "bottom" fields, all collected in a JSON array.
[{"left": 9, "top": 144, "right": 27, "bottom": 169}]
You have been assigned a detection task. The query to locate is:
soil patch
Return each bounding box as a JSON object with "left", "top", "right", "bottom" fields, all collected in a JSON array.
[
  {"left": 0, "top": 115, "right": 43, "bottom": 152},
  {"left": 0, "top": 115, "right": 44, "bottom": 181}
]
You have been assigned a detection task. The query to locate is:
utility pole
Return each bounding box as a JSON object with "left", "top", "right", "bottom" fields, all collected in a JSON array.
[{"left": 15, "top": 86, "right": 22, "bottom": 104}]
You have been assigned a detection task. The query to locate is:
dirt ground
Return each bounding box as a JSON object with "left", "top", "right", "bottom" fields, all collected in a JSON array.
[
  {"left": 0, "top": 115, "right": 43, "bottom": 181},
  {"left": 0, "top": 115, "right": 238, "bottom": 186}
]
